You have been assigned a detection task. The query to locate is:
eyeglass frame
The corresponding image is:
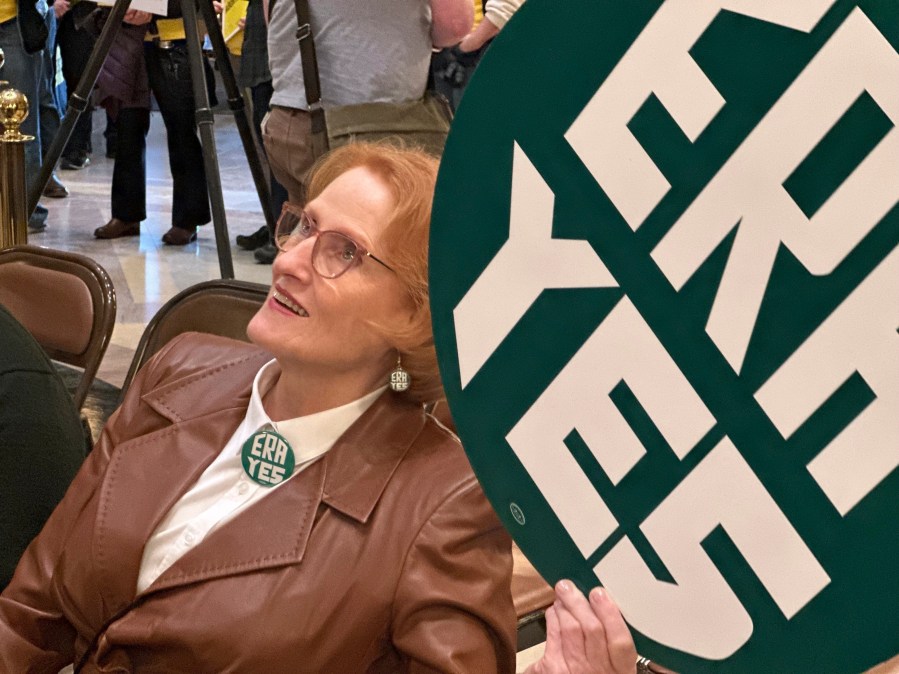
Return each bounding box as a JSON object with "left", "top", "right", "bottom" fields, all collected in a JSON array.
[{"left": 273, "top": 202, "right": 396, "bottom": 279}]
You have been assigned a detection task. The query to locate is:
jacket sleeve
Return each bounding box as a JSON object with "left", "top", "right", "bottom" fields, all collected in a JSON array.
[
  {"left": 0, "top": 335, "right": 190, "bottom": 671},
  {"left": 391, "top": 479, "right": 517, "bottom": 673}
]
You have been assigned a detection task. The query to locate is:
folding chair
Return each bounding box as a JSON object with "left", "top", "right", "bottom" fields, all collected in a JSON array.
[
  {"left": 0, "top": 245, "right": 116, "bottom": 411},
  {"left": 513, "top": 545, "right": 554, "bottom": 651},
  {"left": 121, "top": 279, "right": 269, "bottom": 398}
]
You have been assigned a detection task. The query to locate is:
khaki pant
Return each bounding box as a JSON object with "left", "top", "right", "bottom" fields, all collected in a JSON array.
[
  {"left": 260, "top": 106, "right": 315, "bottom": 206},
  {"left": 261, "top": 101, "right": 449, "bottom": 208}
]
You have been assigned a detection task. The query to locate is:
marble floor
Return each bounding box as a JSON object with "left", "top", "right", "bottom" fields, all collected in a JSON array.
[{"left": 33, "top": 108, "right": 273, "bottom": 388}]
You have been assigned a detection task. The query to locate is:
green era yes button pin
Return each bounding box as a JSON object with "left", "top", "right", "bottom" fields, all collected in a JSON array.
[{"left": 241, "top": 429, "right": 295, "bottom": 487}]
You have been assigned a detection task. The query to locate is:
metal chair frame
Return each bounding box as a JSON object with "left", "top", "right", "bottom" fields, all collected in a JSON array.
[{"left": 0, "top": 245, "right": 116, "bottom": 410}]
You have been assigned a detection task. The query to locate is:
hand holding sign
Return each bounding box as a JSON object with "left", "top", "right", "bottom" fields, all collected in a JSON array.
[{"left": 526, "top": 582, "right": 638, "bottom": 674}]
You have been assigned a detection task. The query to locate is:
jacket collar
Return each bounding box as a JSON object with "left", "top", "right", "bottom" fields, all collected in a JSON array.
[
  {"left": 319, "top": 391, "right": 426, "bottom": 523},
  {"left": 141, "top": 347, "right": 270, "bottom": 423},
  {"left": 100, "top": 346, "right": 427, "bottom": 601}
]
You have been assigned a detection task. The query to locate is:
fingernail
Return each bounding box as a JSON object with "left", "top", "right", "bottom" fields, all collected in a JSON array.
[
  {"left": 558, "top": 580, "right": 572, "bottom": 593},
  {"left": 589, "top": 587, "right": 605, "bottom": 603}
]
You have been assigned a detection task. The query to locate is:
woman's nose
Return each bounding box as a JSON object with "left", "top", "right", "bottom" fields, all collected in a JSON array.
[{"left": 274, "top": 235, "right": 317, "bottom": 279}]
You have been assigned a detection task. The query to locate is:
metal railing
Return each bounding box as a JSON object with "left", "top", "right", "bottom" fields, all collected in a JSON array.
[{"left": 0, "top": 47, "right": 31, "bottom": 248}]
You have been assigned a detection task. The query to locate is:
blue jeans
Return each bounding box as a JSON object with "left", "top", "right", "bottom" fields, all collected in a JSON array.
[
  {"left": 0, "top": 17, "right": 48, "bottom": 228},
  {"left": 39, "top": 9, "right": 60, "bottom": 161}
]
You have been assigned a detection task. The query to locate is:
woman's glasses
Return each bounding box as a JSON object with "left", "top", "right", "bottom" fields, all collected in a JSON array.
[{"left": 273, "top": 203, "right": 395, "bottom": 279}]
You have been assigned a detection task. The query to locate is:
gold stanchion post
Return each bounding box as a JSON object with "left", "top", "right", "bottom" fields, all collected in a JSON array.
[{"left": 0, "top": 47, "right": 34, "bottom": 248}]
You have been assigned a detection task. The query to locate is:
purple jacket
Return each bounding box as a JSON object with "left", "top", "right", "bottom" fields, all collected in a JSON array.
[{"left": 96, "top": 22, "right": 150, "bottom": 118}]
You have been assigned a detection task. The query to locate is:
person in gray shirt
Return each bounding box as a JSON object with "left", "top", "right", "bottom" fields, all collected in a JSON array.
[{"left": 247, "top": 0, "right": 472, "bottom": 263}]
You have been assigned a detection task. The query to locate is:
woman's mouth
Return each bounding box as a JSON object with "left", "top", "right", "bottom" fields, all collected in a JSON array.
[{"left": 272, "top": 289, "right": 309, "bottom": 317}]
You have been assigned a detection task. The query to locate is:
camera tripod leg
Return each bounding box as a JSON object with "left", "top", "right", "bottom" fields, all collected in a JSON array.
[
  {"left": 195, "top": 0, "right": 276, "bottom": 236},
  {"left": 181, "top": 0, "right": 234, "bottom": 278},
  {"left": 26, "top": 0, "right": 134, "bottom": 220},
  {"left": 27, "top": 0, "right": 269, "bottom": 281}
]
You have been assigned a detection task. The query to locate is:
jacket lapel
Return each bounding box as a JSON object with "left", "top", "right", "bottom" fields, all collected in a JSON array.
[
  {"left": 147, "top": 458, "right": 326, "bottom": 594},
  {"left": 92, "top": 348, "right": 268, "bottom": 610}
]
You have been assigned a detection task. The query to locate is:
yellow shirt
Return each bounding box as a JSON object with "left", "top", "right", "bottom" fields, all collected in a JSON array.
[
  {"left": 0, "top": 0, "right": 17, "bottom": 27},
  {"left": 155, "top": 17, "right": 187, "bottom": 41},
  {"left": 146, "top": 18, "right": 210, "bottom": 42}
]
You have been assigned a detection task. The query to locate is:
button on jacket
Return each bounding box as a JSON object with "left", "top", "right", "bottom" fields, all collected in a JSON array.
[{"left": 0, "top": 332, "right": 516, "bottom": 672}]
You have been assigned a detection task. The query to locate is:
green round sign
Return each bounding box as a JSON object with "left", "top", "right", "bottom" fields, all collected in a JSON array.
[
  {"left": 430, "top": 1, "right": 898, "bottom": 671},
  {"left": 241, "top": 429, "right": 295, "bottom": 487}
]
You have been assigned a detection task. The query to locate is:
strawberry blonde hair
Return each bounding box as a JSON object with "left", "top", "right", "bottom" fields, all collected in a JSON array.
[{"left": 305, "top": 142, "right": 443, "bottom": 404}]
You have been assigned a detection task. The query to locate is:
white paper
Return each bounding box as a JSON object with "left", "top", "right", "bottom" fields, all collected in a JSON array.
[{"left": 93, "top": 0, "right": 169, "bottom": 18}]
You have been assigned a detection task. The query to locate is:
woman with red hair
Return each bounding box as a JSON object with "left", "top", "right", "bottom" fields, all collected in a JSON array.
[{"left": 0, "top": 142, "right": 639, "bottom": 673}]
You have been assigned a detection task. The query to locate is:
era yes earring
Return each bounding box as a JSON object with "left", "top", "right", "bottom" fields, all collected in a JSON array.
[{"left": 389, "top": 354, "right": 411, "bottom": 392}]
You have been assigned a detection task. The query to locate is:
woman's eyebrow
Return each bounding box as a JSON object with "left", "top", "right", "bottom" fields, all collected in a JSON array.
[{"left": 317, "top": 217, "right": 376, "bottom": 249}]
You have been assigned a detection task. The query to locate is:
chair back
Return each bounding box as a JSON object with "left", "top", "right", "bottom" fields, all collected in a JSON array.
[
  {"left": 121, "top": 279, "right": 269, "bottom": 398},
  {"left": 0, "top": 245, "right": 116, "bottom": 410},
  {"left": 513, "top": 545, "right": 554, "bottom": 651}
]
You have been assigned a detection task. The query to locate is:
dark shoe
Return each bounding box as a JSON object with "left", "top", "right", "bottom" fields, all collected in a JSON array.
[
  {"left": 29, "top": 204, "right": 48, "bottom": 231},
  {"left": 254, "top": 242, "right": 277, "bottom": 264},
  {"left": 60, "top": 153, "right": 91, "bottom": 170},
  {"left": 162, "top": 226, "right": 198, "bottom": 245},
  {"left": 94, "top": 218, "right": 140, "bottom": 239},
  {"left": 43, "top": 173, "right": 69, "bottom": 198},
  {"left": 236, "top": 225, "right": 271, "bottom": 250}
]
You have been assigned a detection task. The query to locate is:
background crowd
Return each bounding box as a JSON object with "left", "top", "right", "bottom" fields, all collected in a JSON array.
[{"left": 3, "top": 0, "right": 522, "bottom": 253}]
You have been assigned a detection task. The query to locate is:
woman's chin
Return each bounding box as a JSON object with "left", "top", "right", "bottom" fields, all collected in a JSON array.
[
  {"left": 246, "top": 311, "right": 276, "bottom": 350},
  {"left": 247, "top": 313, "right": 306, "bottom": 363}
]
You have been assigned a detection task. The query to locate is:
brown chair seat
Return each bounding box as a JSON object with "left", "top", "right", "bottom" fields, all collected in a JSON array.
[
  {"left": 512, "top": 543, "right": 553, "bottom": 651},
  {"left": 512, "top": 544, "right": 554, "bottom": 619}
]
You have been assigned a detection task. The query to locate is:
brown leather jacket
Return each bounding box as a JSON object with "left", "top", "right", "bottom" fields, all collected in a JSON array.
[{"left": 0, "top": 333, "right": 516, "bottom": 672}]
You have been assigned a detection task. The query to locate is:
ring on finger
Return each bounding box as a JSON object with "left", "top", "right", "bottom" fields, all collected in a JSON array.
[{"left": 636, "top": 656, "right": 653, "bottom": 673}]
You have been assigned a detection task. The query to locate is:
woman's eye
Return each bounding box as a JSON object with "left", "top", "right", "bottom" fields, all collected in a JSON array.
[
  {"left": 341, "top": 244, "right": 357, "bottom": 261},
  {"left": 299, "top": 220, "right": 313, "bottom": 236}
]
